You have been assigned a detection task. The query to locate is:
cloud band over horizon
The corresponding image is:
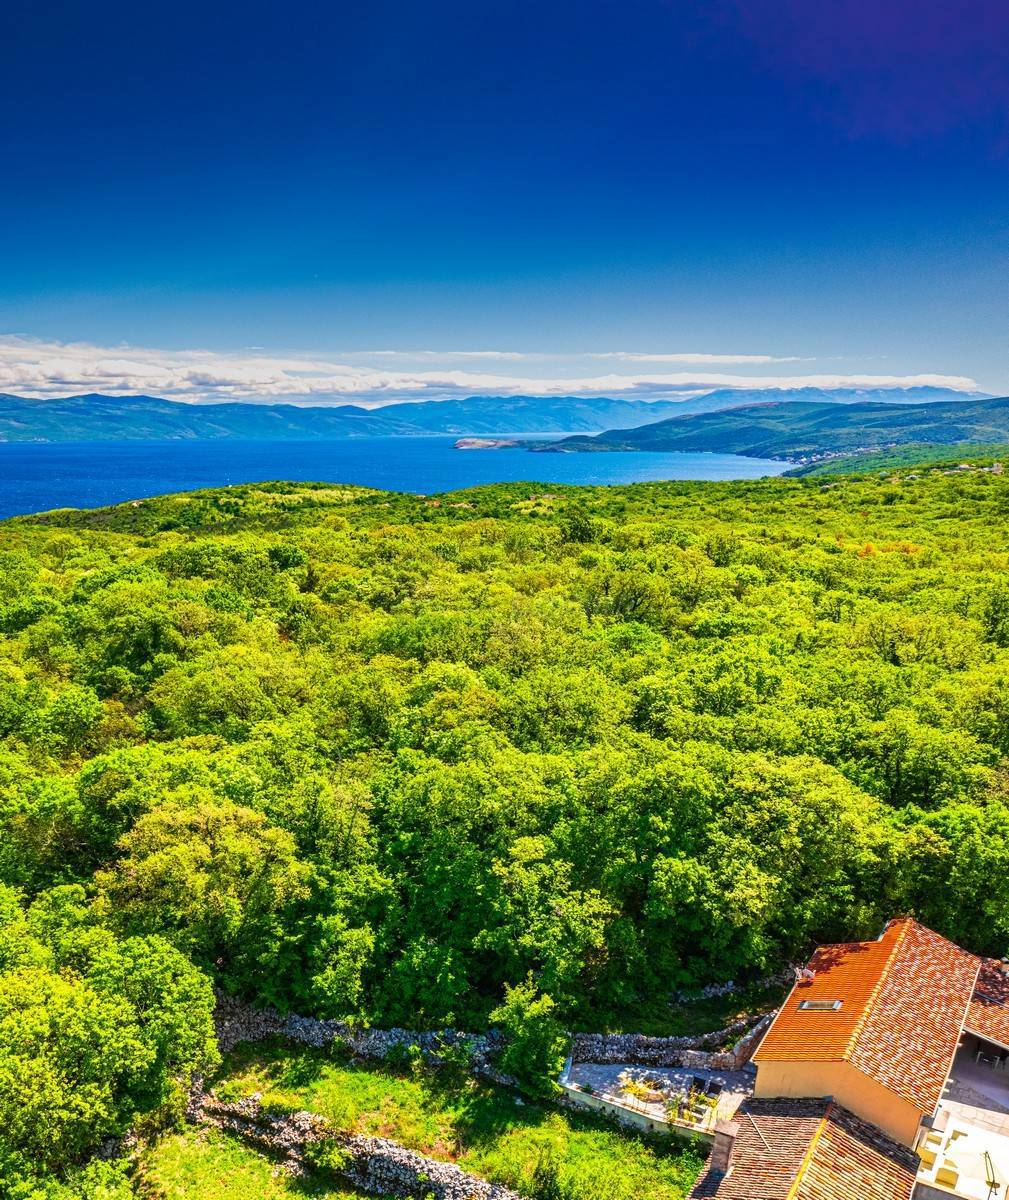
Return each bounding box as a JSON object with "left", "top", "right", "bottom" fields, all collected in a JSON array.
[{"left": 0, "top": 336, "right": 981, "bottom": 405}]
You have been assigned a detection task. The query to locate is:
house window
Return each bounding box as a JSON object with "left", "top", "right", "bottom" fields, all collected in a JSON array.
[{"left": 798, "top": 999, "right": 843, "bottom": 1011}]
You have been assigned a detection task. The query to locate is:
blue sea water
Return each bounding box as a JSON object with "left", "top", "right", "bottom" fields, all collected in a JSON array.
[{"left": 0, "top": 437, "right": 789, "bottom": 519}]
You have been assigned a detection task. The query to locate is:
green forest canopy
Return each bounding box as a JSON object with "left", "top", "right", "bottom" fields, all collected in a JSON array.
[{"left": 4, "top": 465, "right": 1009, "bottom": 1191}]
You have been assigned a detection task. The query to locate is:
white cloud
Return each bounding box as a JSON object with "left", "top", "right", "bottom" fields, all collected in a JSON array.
[
  {"left": 590, "top": 352, "right": 807, "bottom": 364},
  {"left": 341, "top": 349, "right": 806, "bottom": 364},
  {"left": 0, "top": 335, "right": 979, "bottom": 405},
  {"left": 353, "top": 349, "right": 531, "bottom": 360}
]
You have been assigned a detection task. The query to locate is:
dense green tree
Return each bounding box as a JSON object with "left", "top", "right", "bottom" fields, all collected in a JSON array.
[
  {"left": 94, "top": 796, "right": 310, "bottom": 992},
  {"left": 3, "top": 466, "right": 1009, "bottom": 1188}
]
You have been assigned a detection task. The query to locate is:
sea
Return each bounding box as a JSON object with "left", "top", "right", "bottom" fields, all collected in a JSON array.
[{"left": 0, "top": 436, "right": 789, "bottom": 519}]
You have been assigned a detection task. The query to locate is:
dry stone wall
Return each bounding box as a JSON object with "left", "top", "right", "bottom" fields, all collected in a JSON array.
[
  {"left": 570, "top": 1012, "right": 771, "bottom": 1071},
  {"left": 729, "top": 1011, "right": 774, "bottom": 1066},
  {"left": 203, "top": 996, "right": 775, "bottom": 1196},
  {"left": 673, "top": 967, "right": 794, "bottom": 1004},
  {"left": 214, "top": 993, "right": 502, "bottom": 1067},
  {"left": 196, "top": 1092, "right": 523, "bottom": 1200},
  {"left": 214, "top": 993, "right": 773, "bottom": 1078}
]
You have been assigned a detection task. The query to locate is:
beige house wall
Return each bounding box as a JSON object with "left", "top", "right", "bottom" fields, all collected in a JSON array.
[{"left": 753, "top": 1059, "right": 923, "bottom": 1147}]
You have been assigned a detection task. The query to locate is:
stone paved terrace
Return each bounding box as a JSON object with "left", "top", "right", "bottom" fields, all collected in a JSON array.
[
  {"left": 917, "top": 1039, "right": 1009, "bottom": 1198},
  {"left": 564, "top": 1061, "right": 755, "bottom": 1132},
  {"left": 940, "top": 1040, "right": 1009, "bottom": 1136}
]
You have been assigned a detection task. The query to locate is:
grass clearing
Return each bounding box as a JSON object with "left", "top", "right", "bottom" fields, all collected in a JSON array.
[
  {"left": 139, "top": 1127, "right": 365, "bottom": 1199},
  {"left": 208, "top": 1039, "right": 705, "bottom": 1199}
]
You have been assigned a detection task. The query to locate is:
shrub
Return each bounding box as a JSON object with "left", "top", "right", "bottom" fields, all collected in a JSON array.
[{"left": 489, "top": 977, "right": 568, "bottom": 1097}]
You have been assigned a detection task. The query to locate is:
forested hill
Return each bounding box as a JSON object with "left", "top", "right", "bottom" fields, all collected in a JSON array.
[
  {"left": 5, "top": 467, "right": 1009, "bottom": 1193},
  {"left": 550, "top": 393, "right": 1009, "bottom": 459},
  {"left": 0, "top": 385, "right": 979, "bottom": 442},
  {"left": 0, "top": 392, "right": 692, "bottom": 441}
]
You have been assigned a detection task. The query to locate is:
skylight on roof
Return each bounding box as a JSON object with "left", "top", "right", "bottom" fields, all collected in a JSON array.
[{"left": 798, "top": 999, "right": 843, "bottom": 1011}]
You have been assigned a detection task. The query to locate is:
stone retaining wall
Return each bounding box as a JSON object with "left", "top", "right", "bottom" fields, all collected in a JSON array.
[
  {"left": 214, "top": 993, "right": 502, "bottom": 1069},
  {"left": 569, "top": 1013, "right": 766, "bottom": 1070},
  {"left": 215, "top": 993, "right": 774, "bottom": 1078},
  {"left": 673, "top": 967, "right": 794, "bottom": 1004},
  {"left": 729, "top": 1011, "right": 774, "bottom": 1066},
  {"left": 196, "top": 1092, "right": 523, "bottom": 1200}
]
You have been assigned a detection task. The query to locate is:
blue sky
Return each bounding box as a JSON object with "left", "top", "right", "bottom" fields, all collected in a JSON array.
[{"left": 1, "top": 0, "right": 1007, "bottom": 402}]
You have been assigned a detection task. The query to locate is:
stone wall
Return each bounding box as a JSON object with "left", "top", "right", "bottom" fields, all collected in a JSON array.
[
  {"left": 196, "top": 1091, "right": 523, "bottom": 1200},
  {"left": 215, "top": 993, "right": 773, "bottom": 1078},
  {"left": 673, "top": 967, "right": 794, "bottom": 1004},
  {"left": 729, "top": 1011, "right": 774, "bottom": 1067},
  {"left": 214, "top": 993, "right": 502, "bottom": 1069},
  {"left": 569, "top": 1009, "right": 775, "bottom": 1072},
  {"left": 571, "top": 1016, "right": 753, "bottom": 1068}
]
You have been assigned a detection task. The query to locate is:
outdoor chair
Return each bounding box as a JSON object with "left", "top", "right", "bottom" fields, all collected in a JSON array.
[{"left": 935, "top": 1162, "right": 959, "bottom": 1189}]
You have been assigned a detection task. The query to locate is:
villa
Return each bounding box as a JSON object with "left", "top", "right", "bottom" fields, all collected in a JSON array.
[{"left": 689, "top": 917, "right": 1009, "bottom": 1200}]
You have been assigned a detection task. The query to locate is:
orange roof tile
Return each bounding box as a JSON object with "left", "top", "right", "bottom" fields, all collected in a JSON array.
[
  {"left": 688, "top": 1098, "right": 918, "bottom": 1200},
  {"left": 966, "top": 958, "right": 1009, "bottom": 1049},
  {"left": 795, "top": 1106, "right": 919, "bottom": 1200},
  {"left": 754, "top": 918, "right": 980, "bottom": 1112}
]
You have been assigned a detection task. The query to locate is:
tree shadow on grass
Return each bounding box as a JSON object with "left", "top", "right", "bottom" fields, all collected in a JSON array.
[
  {"left": 437, "top": 1080, "right": 552, "bottom": 1150},
  {"left": 276, "top": 1047, "right": 333, "bottom": 1092},
  {"left": 288, "top": 1168, "right": 375, "bottom": 1199},
  {"left": 211, "top": 1036, "right": 333, "bottom": 1099}
]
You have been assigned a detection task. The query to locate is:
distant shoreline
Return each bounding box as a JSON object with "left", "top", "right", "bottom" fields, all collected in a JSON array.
[{"left": 0, "top": 437, "right": 789, "bottom": 521}]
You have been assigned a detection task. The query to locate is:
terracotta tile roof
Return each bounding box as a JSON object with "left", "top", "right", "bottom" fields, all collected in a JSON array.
[
  {"left": 689, "top": 1098, "right": 825, "bottom": 1199},
  {"left": 795, "top": 1106, "right": 919, "bottom": 1200},
  {"left": 966, "top": 957, "right": 1009, "bottom": 1049},
  {"left": 754, "top": 918, "right": 980, "bottom": 1112},
  {"left": 688, "top": 1098, "right": 919, "bottom": 1200}
]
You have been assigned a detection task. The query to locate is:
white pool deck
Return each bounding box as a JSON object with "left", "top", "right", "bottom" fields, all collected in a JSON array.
[{"left": 917, "top": 1040, "right": 1009, "bottom": 1198}]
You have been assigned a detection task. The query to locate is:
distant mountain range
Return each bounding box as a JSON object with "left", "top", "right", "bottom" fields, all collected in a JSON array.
[
  {"left": 0, "top": 392, "right": 700, "bottom": 442},
  {"left": 548, "top": 393, "right": 1009, "bottom": 462},
  {"left": 0, "top": 386, "right": 982, "bottom": 443}
]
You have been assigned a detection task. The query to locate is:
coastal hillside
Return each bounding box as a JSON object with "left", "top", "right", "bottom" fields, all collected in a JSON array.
[
  {"left": 0, "top": 393, "right": 692, "bottom": 442},
  {"left": 551, "top": 393, "right": 1009, "bottom": 461},
  {"left": 5, "top": 465, "right": 1009, "bottom": 1195},
  {"left": 0, "top": 386, "right": 979, "bottom": 443}
]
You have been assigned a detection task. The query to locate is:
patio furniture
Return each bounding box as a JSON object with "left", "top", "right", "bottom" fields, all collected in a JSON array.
[
  {"left": 935, "top": 1162, "right": 959, "bottom": 1189},
  {"left": 976, "top": 1049, "right": 1002, "bottom": 1067},
  {"left": 939, "top": 1130, "right": 1009, "bottom": 1195}
]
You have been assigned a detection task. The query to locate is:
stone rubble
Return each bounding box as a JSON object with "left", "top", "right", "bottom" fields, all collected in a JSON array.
[
  {"left": 345, "top": 1133, "right": 523, "bottom": 1200},
  {"left": 214, "top": 992, "right": 502, "bottom": 1069},
  {"left": 195, "top": 1091, "right": 524, "bottom": 1200},
  {"left": 673, "top": 967, "right": 794, "bottom": 1004},
  {"left": 569, "top": 1012, "right": 770, "bottom": 1070}
]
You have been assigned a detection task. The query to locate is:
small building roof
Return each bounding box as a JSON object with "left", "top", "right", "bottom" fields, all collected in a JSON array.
[
  {"left": 688, "top": 1097, "right": 918, "bottom": 1200},
  {"left": 967, "top": 957, "right": 1009, "bottom": 1049},
  {"left": 753, "top": 918, "right": 980, "bottom": 1113}
]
